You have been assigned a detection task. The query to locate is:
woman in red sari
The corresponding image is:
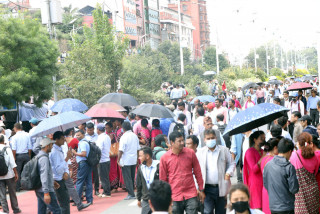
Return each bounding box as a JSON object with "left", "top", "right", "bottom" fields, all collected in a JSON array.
[
  {"left": 151, "top": 119, "right": 162, "bottom": 150},
  {"left": 138, "top": 119, "right": 151, "bottom": 147}
]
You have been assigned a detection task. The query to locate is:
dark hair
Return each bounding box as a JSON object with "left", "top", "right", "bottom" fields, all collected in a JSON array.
[
  {"left": 140, "top": 147, "right": 153, "bottom": 158},
  {"left": 53, "top": 131, "right": 64, "bottom": 140},
  {"left": 186, "top": 135, "right": 199, "bottom": 147},
  {"left": 75, "top": 129, "right": 85, "bottom": 135},
  {"left": 158, "top": 101, "right": 164, "bottom": 106},
  {"left": 105, "top": 122, "right": 113, "bottom": 129},
  {"left": 172, "top": 102, "right": 177, "bottom": 109},
  {"left": 292, "top": 111, "right": 302, "bottom": 118},
  {"left": 86, "top": 122, "right": 94, "bottom": 129},
  {"left": 229, "top": 99, "right": 235, "bottom": 105},
  {"left": 283, "top": 90, "right": 289, "bottom": 95},
  {"left": 277, "top": 138, "right": 294, "bottom": 153},
  {"left": 197, "top": 107, "right": 205, "bottom": 116},
  {"left": 178, "top": 113, "right": 186, "bottom": 122},
  {"left": 155, "top": 134, "right": 166, "bottom": 147},
  {"left": 249, "top": 131, "right": 264, "bottom": 147},
  {"left": 149, "top": 180, "right": 172, "bottom": 211},
  {"left": 152, "top": 119, "right": 160, "bottom": 128},
  {"left": 141, "top": 119, "right": 148, "bottom": 128},
  {"left": 129, "top": 113, "right": 136, "bottom": 120},
  {"left": 13, "top": 123, "right": 22, "bottom": 130},
  {"left": 0, "top": 135, "right": 4, "bottom": 143},
  {"left": 216, "top": 114, "right": 224, "bottom": 122},
  {"left": 271, "top": 125, "right": 282, "bottom": 138},
  {"left": 204, "top": 129, "right": 216, "bottom": 137},
  {"left": 273, "top": 98, "right": 281, "bottom": 103},
  {"left": 297, "top": 132, "right": 314, "bottom": 159},
  {"left": 312, "top": 134, "right": 320, "bottom": 149},
  {"left": 64, "top": 128, "right": 74, "bottom": 136},
  {"left": 81, "top": 123, "right": 86, "bottom": 127},
  {"left": 122, "top": 121, "right": 132, "bottom": 131},
  {"left": 264, "top": 138, "right": 280, "bottom": 152},
  {"left": 229, "top": 183, "right": 250, "bottom": 200},
  {"left": 169, "top": 131, "right": 183, "bottom": 143},
  {"left": 216, "top": 98, "right": 223, "bottom": 104},
  {"left": 277, "top": 116, "right": 288, "bottom": 127},
  {"left": 177, "top": 102, "right": 185, "bottom": 107}
]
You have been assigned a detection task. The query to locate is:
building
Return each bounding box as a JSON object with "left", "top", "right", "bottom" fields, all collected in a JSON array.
[
  {"left": 136, "top": 0, "right": 145, "bottom": 47},
  {"left": 78, "top": 5, "right": 112, "bottom": 28},
  {"left": 160, "top": 7, "right": 194, "bottom": 53},
  {"left": 198, "top": 0, "right": 210, "bottom": 48},
  {"left": 122, "top": 0, "right": 138, "bottom": 47},
  {"left": 144, "top": 0, "right": 161, "bottom": 49}
]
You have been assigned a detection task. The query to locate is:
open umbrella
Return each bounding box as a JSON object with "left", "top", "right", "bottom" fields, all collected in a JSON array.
[
  {"left": 242, "top": 82, "right": 258, "bottom": 91},
  {"left": 190, "top": 95, "right": 215, "bottom": 104},
  {"left": 132, "top": 104, "right": 175, "bottom": 118},
  {"left": 94, "top": 102, "right": 126, "bottom": 112},
  {"left": 31, "top": 111, "right": 91, "bottom": 137},
  {"left": 268, "top": 80, "right": 282, "bottom": 85},
  {"left": 203, "top": 71, "right": 216, "bottom": 76},
  {"left": 223, "top": 103, "right": 289, "bottom": 137},
  {"left": 301, "top": 75, "right": 314, "bottom": 81},
  {"left": 97, "top": 93, "right": 139, "bottom": 106},
  {"left": 85, "top": 104, "right": 125, "bottom": 119},
  {"left": 50, "top": 98, "right": 88, "bottom": 113},
  {"left": 294, "top": 78, "right": 302, "bottom": 82},
  {"left": 287, "top": 82, "right": 313, "bottom": 91}
]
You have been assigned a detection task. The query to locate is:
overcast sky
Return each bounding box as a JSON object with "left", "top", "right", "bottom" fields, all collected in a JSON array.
[{"left": 28, "top": 0, "right": 320, "bottom": 59}]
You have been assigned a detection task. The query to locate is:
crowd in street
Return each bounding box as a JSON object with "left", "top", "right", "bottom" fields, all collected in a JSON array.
[{"left": 0, "top": 77, "right": 319, "bottom": 214}]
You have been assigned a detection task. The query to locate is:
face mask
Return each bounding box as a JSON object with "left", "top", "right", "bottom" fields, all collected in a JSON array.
[
  {"left": 161, "top": 141, "right": 168, "bottom": 148},
  {"left": 232, "top": 201, "right": 249, "bottom": 213},
  {"left": 206, "top": 139, "right": 216, "bottom": 148},
  {"left": 142, "top": 161, "right": 147, "bottom": 165}
]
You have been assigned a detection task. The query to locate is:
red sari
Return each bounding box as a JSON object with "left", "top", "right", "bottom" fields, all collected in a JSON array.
[
  {"left": 107, "top": 131, "right": 120, "bottom": 190},
  {"left": 139, "top": 128, "right": 151, "bottom": 147}
]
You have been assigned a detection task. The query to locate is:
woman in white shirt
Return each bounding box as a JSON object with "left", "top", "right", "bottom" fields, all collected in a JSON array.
[{"left": 228, "top": 183, "right": 264, "bottom": 214}]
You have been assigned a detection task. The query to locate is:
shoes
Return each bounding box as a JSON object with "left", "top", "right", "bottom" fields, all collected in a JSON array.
[
  {"left": 77, "top": 203, "right": 91, "bottom": 211},
  {"left": 95, "top": 191, "right": 99, "bottom": 196},
  {"left": 99, "top": 194, "right": 111, "bottom": 198},
  {"left": 72, "top": 203, "right": 77, "bottom": 206},
  {"left": 124, "top": 195, "right": 136, "bottom": 200},
  {"left": 13, "top": 210, "right": 22, "bottom": 214}
]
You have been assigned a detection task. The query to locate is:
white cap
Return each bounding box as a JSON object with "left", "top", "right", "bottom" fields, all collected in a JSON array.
[{"left": 40, "top": 138, "right": 54, "bottom": 148}]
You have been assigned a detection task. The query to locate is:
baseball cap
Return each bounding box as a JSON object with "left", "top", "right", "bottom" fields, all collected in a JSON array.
[
  {"left": 292, "top": 92, "right": 299, "bottom": 97},
  {"left": 298, "top": 115, "right": 312, "bottom": 122},
  {"left": 29, "top": 117, "right": 39, "bottom": 125},
  {"left": 97, "top": 123, "right": 105, "bottom": 131},
  {"left": 40, "top": 138, "right": 54, "bottom": 148}
]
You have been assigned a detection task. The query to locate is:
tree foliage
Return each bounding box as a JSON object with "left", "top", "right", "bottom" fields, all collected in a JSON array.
[
  {"left": 0, "top": 15, "right": 59, "bottom": 107},
  {"left": 55, "top": 5, "right": 83, "bottom": 34},
  {"left": 203, "top": 46, "right": 230, "bottom": 71}
]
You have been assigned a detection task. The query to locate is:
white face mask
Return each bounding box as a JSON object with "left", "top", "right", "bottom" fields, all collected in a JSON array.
[{"left": 206, "top": 139, "right": 216, "bottom": 148}]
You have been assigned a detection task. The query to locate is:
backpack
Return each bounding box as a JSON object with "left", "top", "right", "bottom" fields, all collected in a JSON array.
[
  {"left": 0, "top": 147, "right": 8, "bottom": 176},
  {"left": 173, "top": 123, "right": 185, "bottom": 139},
  {"left": 217, "top": 124, "right": 232, "bottom": 148},
  {"left": 152, "top": 148, "right": 166, "bottom": 160},
  {"left": 21, "top": 154, "right": 47, "bottom": 190},
  {"left": 85, "top": 141, "right": 101, "bottom": 167}
]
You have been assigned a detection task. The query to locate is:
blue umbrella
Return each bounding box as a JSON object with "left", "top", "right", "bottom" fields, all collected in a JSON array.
[
  {"left": 223, "top": 103, "right": 289, "bottom": 137},
  {"left": 191, "top": 95, "right": 215, "bottom": 104},
  {"left": 51, "top": 98, "right": 88, "bottom": 113},
  {"left": 31, "top": 111, "right": 91, "bottom": 137},
  {"left": 295, "top": 78, "right": 302, "bottom": 82}
]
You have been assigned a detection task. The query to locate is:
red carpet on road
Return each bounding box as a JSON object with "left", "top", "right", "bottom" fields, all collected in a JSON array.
[{"left": 9, "top": 190, "right": 128, "bottom": 214}]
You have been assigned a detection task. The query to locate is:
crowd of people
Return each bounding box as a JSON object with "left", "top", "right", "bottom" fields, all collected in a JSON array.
[{"left": 0, "top": 77, "right": 320, "bottom": 214}]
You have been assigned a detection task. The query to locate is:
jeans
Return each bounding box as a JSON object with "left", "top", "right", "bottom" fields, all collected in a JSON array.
[
  {"left": 55, "top": 180, "right": 70, "bottom": 214},
  {"left": 204, "top": 185, "right": 226, "bottom": 214},
  {"left": 65, "top": 177, "right": 82, "bottom": 207},
  {"left": 141, "top": 200, "right": 152, "bottom": 214},
  {"left": 257, "top": 97, "right": 265, "bottom": 104},
  {"left": 271, "top": 211, "right": 294, "bottom": 214},
  {"left": 16, "top": 153, "right": 30, "bottom": 191},
  {"left": 0, "top": 177, "right": 20, "bottom": 213},
  {"left": 99, "top": 161, "right": 111, "bottom": 195},
  {"left": 310, "top": 109, "right": 319, "bottom": 126},
  {"left": 122, "top": 165, "right": 136, "bottom": 197},
  {"left": 92, "top": 164, "right": 100, "bottom": 192},
  {"left": 236, "top": 164, "right": 243, "bottom": 183},
  {"left": 76, "top": 161, "right": 93, "bottom": 203},
  {"left": 172, "top": 197, "right": 198, "bottom": 214},
  {"left": 36, "top": 191, "right": 61, "bottom": 214}
]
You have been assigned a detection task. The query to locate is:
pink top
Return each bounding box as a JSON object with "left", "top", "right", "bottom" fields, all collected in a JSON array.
[
  {"left": 133, "top": 120, "right": 152, "bottom": 135},
  {"left": 256, "top": 89, "right": 265, "bottom": 98},
  {"left": 290, "top": 150, "right": 319, "bottom": 175},
  {"left": 151, "top": 128, "right": 162, "bottom": 141},
  {"left": 234, "top": 99, "right": 242, "bottom": 108}
]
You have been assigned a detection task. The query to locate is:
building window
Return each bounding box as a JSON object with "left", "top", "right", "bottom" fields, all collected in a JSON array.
[
  {"left": 200, "top": 7, "right": 203, "bottom": 12},
  {"left": 200, "top": 16, "right": 203, "bottom": 21},
  {"left": 182, "top": 5, "right": 187, "bottom": 11}
]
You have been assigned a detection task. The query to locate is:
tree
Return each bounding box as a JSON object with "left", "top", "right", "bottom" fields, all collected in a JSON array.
[
  {"left": 60, "top": 5, "right": 129, "bottom": 106},
  {"left": 203, "top": 46, "right": 230, "bottom": 71},
  {"left": 0, "top": 15, "right": 59, "bottom": 107},
  {"left": 55, "top": 5, "right": 83, "bottom": 34}
]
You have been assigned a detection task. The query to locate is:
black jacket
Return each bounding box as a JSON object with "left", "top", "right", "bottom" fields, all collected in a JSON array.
[
  {"left": 136, "top": 161, "right": 159, "bottom": 201},
  {"left": 303, "top": 125, "right": 318, "bottom": 137}
]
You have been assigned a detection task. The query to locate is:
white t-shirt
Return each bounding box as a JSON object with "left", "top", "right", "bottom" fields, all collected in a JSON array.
[
  {"left": 119, "top": 131, "right": 140, "bottom": 166},
  {"left": 0, "top": 144, "right": 16, "bottom": 180}
]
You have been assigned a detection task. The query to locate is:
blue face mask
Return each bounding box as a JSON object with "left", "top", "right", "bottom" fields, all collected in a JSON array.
[{"left": 206, "top": 139, "right": 216, "bottom": 148}]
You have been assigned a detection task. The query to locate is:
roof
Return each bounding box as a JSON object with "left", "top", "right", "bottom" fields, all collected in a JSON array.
[{"left": 78, "top": 5, "right": 112, "bottom": 18}]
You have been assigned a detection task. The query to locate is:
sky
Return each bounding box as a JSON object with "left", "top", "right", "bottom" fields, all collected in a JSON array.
[{"left": 27, "top": 0, "right": 320, "bottom": 60}]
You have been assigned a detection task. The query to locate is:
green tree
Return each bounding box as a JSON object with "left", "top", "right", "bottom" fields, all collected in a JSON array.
[
  {"left": 203, "top": 46, "right": 230, "bottom": 71},
  {"left": 55, "top": 5, "right": 83, "bottom": 34},
  {"left": 0, "top": 15, "right": 59, "bottom": 107}
]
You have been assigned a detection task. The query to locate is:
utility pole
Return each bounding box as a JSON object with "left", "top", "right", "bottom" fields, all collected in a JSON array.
[
  {"left": 254, "top": 46, "right": 257, "bottom": 73},
  {"left": 177, "top": 0, "right": 184, "bottom": 75},
  {"left": 317, "top": 32, "right": 320, "bottom": 82},
  {"left": 216, "top": 29, "right": 220, "bottom": 74},
  {"left": 273, "top": 40, "right": 276, "bottom": 68},
  {"left": 266, "top": 43, "right": 269, "bottom": 75}
]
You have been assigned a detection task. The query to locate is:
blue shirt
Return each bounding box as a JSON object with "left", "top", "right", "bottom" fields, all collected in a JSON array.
[
  {"left": 160, "top": 118, "right": 173, "bottom": 136},
  {"left": 11, "top": 131, "right": 32, "bottom": 154},
  {"left": 307, "top": 96, "right": 320, "bottom": 111},
  {"left": 49, "top": 144, "right": 69, "bottom": 181},
  {"left": 230, "top": 133, "right": 244, "bottom": 164},
  {"left": 85, "top": 133, "right": 98, "bottom": 143},
  {"left": 76, "top": 139, "right": 90, "bottom": 163}
]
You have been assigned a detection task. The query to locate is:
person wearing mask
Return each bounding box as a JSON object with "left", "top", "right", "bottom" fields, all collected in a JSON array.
[
  {"left": 197, "top": 129, "right": 235, "bottom": 214},
  {"left": 136, "top": 147, "right": 160, "bottom": 214},
  {"left": 299, "top": 115, "right": 319, "bottom": 137},
  {"left": 290, "top": 111, "right": 303, "bottom": 145},
  {"left": 288, "top": 93, "right": 305, "bottom": 118},
  {"left": 228, "top": 183, "right": 264, "bottom": 214},
  {"left": 243, "top": 131, "right": 266, "bottom": 210},
  {"left": 118, "top": 122, "right": 140, "bottom": 200},
  {"left": 307, "top": 89, "right": 320, "bottom": 126},
  {"left": 260, "top": 138, "right": 280, "bottom": 214},
  {"left": 36, "top": 138, "right": 61, "bottom": 214},
  {"left": 256, "top": 85, "right": 265, "bottom": 104},
  {"left": 210, "top": 99, "right": 227, "bottom": 124},
  {"left": 0, "top": 135, "right": 20, "bottom": 214},
  {"left": 95, "top": 123, "right": 111, "bottom": 198},
  {"left": 159, "top": 132, "right": 205, "bottom": 214},
  {"left": 263, "top": 138, "right": 299, "bottom": 214},
  {"left": 148, "top": 180, "right": 172, "bottom": 214},
  {"left": 289, "top": 132, "right": 319, "bottom": 213}
]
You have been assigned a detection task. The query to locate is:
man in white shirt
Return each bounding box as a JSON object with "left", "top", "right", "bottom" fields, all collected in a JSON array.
[
  {"left": 170, "top": 84, "right": 183, "bottom": 101},
  {"left": 118, "top": 121, "right": 140, "bottom": 200},
  {"left": 0, "top": 135, "right": 20, "bottom": 213},
  {"left": 287, "top": 93, "right": 305, "bottom": 119},
  {"left": 282, "top": 91, "right": 290, "bottom": 108},
  {"left": 175, "top": 102, "right": 192, "bottom": 130},
  {"left": 193, "top": 107, "right": 205, "bottom": 137},
  {"left": 149, "top": 180, "right": 172, "bottom": 214},
  {"left": 96, "top": 123, "right": 112, "bottom": 198},
  {"left": 226, "top": 99, "right": 240, "bottom": 123},
  {"left": 210, "top": 99, "right": 227, "bottom": 124}
]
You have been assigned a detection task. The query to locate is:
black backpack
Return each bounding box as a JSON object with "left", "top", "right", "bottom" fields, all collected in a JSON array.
[
  {"left": 85, "top": 141, "right": 101, "bottom": 167},
  {"left": 21, "top": 154, "right": 47, "bottom": 190},
  {"left": 173, "top": 123, "right": 185, "bottom": 139},
  {"left": 0, "top": 147, "right": 8, "bottom": 176}
]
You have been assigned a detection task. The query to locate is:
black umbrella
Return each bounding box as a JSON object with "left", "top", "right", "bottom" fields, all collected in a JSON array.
[
  {"left": 132, "top": 104, "right": 175, "bottom": 118},
  {"left": 302, "top": 75, "right": 314, "bottom": 81},
  {"left": 268, "top": 79, "right": 282, "bottom": 85},
  {"left": 242, "top": 82, "right": 258, "bottom": 91},
  {"left": 97, "top": 93, "right": 139, "bottom": 106}
]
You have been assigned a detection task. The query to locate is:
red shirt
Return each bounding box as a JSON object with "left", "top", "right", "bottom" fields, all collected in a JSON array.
[
  {"left": 234, "top": 99, "right": 242, "bottom": 108},
  {"left": 159, "top": 147, "right": 204, "bottom": 201}
]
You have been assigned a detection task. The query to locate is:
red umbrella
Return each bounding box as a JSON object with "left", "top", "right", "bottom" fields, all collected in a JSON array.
[
  {"left": 85, "top": 104, "right": 125, "bottom": 119},
  {"left": 287, "top": 82, "right": 313, "bottom": 91},
  {"left": 94, "top": 102, "right": 126, "bottom": 112}
]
